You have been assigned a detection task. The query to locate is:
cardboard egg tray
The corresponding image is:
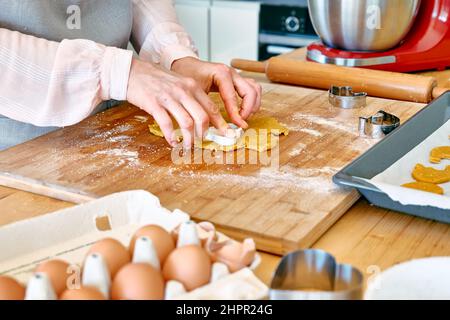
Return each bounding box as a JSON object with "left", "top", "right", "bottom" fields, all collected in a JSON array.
[{"left": 0, "top": 190, "right": 268, "bottom": 300}]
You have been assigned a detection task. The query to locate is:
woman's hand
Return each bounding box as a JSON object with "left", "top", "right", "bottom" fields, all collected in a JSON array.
[
  {"left": 127, "top": 58, "right": 230, "bottom": 147},
  {"left": 171, "top": 57, "right": 262, "bottom": 129}
]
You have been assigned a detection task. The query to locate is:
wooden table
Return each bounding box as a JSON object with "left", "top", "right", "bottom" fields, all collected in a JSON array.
[
  {"left": 1, "top": 186, "right": 449, "bottom": 287},
  {"left": 1, "top": 48, "right": 450, "bottom": 289}
]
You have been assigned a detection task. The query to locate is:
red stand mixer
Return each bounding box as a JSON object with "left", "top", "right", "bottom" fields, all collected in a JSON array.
[{"left": 306, "top": 0, "right": 450, "bottom": 72}]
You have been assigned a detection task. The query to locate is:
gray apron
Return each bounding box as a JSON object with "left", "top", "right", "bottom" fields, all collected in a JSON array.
[{"left": 0, "top": 0, "right": 133, "bottom": 150}]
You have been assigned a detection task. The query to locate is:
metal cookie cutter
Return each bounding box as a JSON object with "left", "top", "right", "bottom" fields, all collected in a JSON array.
[
  {"left": 329, "top": 86, "right": 367, "bottom": 109},
  {"left": 270, "top": 249, "right": 363, "bottom": 300},
  {"left": 359, "top": 110, "right": 400, "bottom": 139}
]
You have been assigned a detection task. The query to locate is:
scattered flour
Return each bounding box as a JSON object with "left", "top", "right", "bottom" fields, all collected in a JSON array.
[
  {"left": 106, "top": 135, "right": 133, "bottom": 143},
  {"left": 174, "top": 165, "right": 339, "bottom": 192},
  {"left": 93, "top": 149, "right": 140, "bottom": 166},
  {"left": 60, "top": 115, "right": 353, "bottom": 191},
  {"left": 91, "top": 124, "right": 133, "bottom": 140},
  {"left": 292, "top": 113, "right": 357, "bottom": 135},
  {"left": 74, "top": 122, "right": 150, "bottom": 169},
  {"left": 298, "top": 128, "right": 323, "bottom": 137},
  {"left": 289, "top": 143, "right": 307, "bottom": 157},
  {"left": 349, "top": 138, "right": 380, "bottom": 152}
]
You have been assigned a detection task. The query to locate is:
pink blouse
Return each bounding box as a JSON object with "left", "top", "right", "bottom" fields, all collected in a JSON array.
[{"left": 0, "top": 0, "right": 198, "bottom": 127}]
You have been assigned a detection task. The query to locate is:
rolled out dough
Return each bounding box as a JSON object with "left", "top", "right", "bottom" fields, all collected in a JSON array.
[{"left": 148, "top": 115, "right": 289, "bottom": 152}]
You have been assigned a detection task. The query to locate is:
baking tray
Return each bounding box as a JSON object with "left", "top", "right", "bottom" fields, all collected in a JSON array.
[{"left": 333, "top": 92, "right": 450, "bottom": 223}]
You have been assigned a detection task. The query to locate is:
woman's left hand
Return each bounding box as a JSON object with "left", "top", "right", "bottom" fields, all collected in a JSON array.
[{"left": 171, "top": 57, "right": 262, "bottom": 129}]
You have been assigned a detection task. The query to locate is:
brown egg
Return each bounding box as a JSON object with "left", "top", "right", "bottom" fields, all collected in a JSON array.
[
  {"left": 162, "top": 245, "right": 211, "bottom": 291},
  {"left": 35, "top": 259, "right": 70, "bottom": 296},
  {"left": 111, "top": 263, "right": 164, "bottom": 300},
  {"left": 60, "top": 286, "right": 105, "bottom": 300},
  {"left": 0, "top": 276, "right": 25, "bottom": 300},
  {"left": 129, "top": 225, "right": 175, "bottom": 263},
  {"left": 87, "top": 238, "right": 130, "bottom": 277}
]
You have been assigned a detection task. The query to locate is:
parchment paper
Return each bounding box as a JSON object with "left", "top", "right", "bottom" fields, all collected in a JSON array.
[{"left": 365, "top": 120, "right": 450, "bottom": 210}]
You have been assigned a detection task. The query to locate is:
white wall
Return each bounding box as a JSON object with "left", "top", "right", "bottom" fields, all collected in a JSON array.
[{"left": 175, "top": 0, "right": 260, "bottom": 65}]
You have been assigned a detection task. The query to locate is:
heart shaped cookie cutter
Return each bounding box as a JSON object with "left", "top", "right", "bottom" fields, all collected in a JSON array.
[{"left": 269, "top": 249, "right": 363, "bottom": 300}]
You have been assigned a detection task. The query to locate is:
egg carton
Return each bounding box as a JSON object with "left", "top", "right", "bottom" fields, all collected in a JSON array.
[{"left": 0, "top": 190, "right": 267, "bottom": 300}]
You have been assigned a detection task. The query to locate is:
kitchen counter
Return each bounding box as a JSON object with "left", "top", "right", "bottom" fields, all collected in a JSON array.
[
  {"left": 1, "top": 48, "right": 449, "bottom": 289},
  {"left": 1, "top": 186, "right": 450, "bottom": 287}
]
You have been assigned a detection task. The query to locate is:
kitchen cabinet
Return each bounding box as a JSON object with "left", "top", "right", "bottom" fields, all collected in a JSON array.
[
  {"left": 175, "top": 0, "right": 260, "bottom": 65},
  {"left": 210, "top": 1, "right": 260, "bottom": 65},
  {"left": 175, "top": 0, "right": 211, "bottom": 61}
]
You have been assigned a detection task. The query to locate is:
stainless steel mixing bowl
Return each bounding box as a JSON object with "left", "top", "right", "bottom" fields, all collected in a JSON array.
[{"left": 308, "top": 0, "right": 421, "bottom": 51}]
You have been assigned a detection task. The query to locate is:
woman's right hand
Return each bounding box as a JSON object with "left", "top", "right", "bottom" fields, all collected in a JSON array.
[{"left": 126, "top": 58, "right": 230, "bottom": 147}]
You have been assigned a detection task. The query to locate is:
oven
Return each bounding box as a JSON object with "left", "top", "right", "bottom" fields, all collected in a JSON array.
[{"left": 258, "top": 0, "right": 319, "bottom": 60}]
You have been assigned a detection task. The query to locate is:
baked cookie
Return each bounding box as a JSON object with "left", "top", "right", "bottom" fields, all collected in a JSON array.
[
  {"left": 429, "top": 146, "right": 450, "bottom": 164},
  {"left": 402, "top": 182, "right": 444, "bottom": 195},
  {"left": 411, "top": 164, "right": 450, "bottom": 184}
]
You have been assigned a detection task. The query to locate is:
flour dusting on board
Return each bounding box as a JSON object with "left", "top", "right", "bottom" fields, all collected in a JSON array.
[
  {"left": 76, "top": 122, "right": 151, "bottom": 169},
  {"left": 349, "top": 138, "right": 379, "bottom": 152},
  {"left": 298, "top": 128, "right": 323, "bottom": 137},
  {"left": 289, "top": 143, "right": 307, "bottom": 157},
  {"left": 94, "top": 149, "right": 140, "bottom": 166},
  {"left": 55, "top": 110, "right": 357, "bottom": 190},
  {"left": 91, "top": 124, "right": 133, "bottom": 140},
  {"left": 174, "top": 165, "right": 339, "bottom": 192},
  {"left": 260, "top": 165, "right": 338, "bottom": 192},
  {"left": 106, "top": 135, "right": 133, "bottom": 143},
  {"left": 292, "top": 113, "right": 357, "bottom": 134}
]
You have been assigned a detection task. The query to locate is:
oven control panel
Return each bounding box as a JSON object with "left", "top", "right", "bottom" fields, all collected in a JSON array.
[
  {"left": 259, "top": 4, "right": 316, "bottom": 36},
  {"left": 258, "top": 3, "right": 319, "bottom": 60}
]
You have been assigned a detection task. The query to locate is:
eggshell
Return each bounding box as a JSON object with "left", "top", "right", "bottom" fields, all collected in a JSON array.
[
  {"left": 206, "top": 238, "right": 256, "bottom": 272},
  {"left": 111, "top": 263, "right": 165, "bottom": 300},
  {"left": 35, "top": 259, "right": 70, "bottom": 296},
  {"left": 87, "top": 238, "right": 130, "bottom": 277},
  {"left": 129, "top": 225, "right": 175, "bottom": 263},
  {"left": 162, "top": 245, "right": 211, "bottom": 291},
  {"left": 0, "top": 276, "right": 25, "bottom": 300},
  {"left": 60, "top": 286, "right": 105, "bottom": 300}
]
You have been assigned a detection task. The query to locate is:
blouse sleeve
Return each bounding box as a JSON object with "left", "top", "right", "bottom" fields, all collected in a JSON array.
[
  {"left": 0, "top": 28, "right": 133, "bottom": 127},
  {"left": 131, "top": 0, "right": 198, "bottom": 70}
]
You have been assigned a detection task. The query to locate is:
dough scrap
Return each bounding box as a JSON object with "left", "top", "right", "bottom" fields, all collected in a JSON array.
[
  {"left": 149, "top": 123, "right": 165, "bottom": 138},
  {"left": 148, "top": 116, "right": 289, "bottom": 152},
  {"left": 401, "top": 182, "right": 444, "bottom": 195},
  {"left": 411, "top": 164, "right": 450, "bottom": 184},
  {"left": 246, "top": 116, "right": 290, "bottom": 136},
  {"left": 429, "top": 146, "right": 450, "bottom": 164}
]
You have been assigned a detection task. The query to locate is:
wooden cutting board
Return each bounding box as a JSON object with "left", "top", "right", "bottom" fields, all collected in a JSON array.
[{"left": 0, "top": 83, "right": 425, "bottom": 254}]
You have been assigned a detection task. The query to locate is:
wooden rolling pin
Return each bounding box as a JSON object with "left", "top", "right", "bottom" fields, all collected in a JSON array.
[{"left": 231, "top": 57, "right": 449, "bottom": 103}]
